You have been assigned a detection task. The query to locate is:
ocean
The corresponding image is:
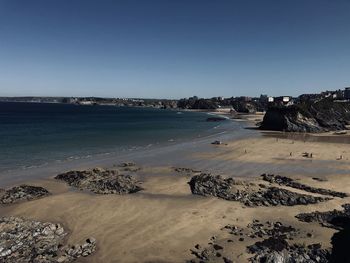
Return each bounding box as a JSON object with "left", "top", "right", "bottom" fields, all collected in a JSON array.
[{"left": 0, "top": 102, "right": 236, "bottom": 173}]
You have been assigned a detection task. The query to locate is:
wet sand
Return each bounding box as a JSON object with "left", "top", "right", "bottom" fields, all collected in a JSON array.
[{"left": 1, "top": 127, "right": 350, "bottom": 262}]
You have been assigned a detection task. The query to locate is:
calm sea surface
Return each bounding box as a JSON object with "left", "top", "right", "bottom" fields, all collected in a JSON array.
[{"left": 0, "top": 102, "right": 235, "bottom": 172}]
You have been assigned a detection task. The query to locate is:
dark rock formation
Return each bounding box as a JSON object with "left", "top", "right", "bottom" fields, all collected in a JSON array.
[
  {"left": 232, "top": 101, "right": 257, "bottom": 114},
  {"left": 262, "top": 174, "right": 348, "bottom": 198},
  {"left": 296, "top": 204, "right": 350, "bottom": 263},
  {"left": 55, "top": 167, "right": 143, "bottom": 194},
  {"left": 188, "top": 173, "right": 241, "bottom": 200},
  {"left": 250, "top": 243, "right": 330, "bottom": 263},
  {"left": 0, "top": 185, "right": 50, "bottom": 204},
  {"left": 0, "top": 216, "right": 96, "bottom": 262},
  {"left": 188, "top": 220, "right": 329, "bottom": 263},
  {"left": 188, "top": 173, "right": 330, "bottom": 207},
  {"left": 246, "top": 221, "right": 330, "bottom": 262},
  {"left": 260, "top": 98, "right": 350, "bottom": 132},
  {"left": 296, "top": 204, "right": 350, "bottom": 229},
  {"left": 246, "top": 187, "right": 330, "bottom": 207}
]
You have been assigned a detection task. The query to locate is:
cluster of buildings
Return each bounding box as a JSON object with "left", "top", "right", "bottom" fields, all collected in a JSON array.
[
  {"left": 259, "top": 87, "right": 350, "bottom": 107},
  {"left": 297, "top": 88, "right": 350, "bottom": 103}
]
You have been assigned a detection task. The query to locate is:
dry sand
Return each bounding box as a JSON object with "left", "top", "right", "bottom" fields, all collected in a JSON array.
[{"left": 1, "top": 133, "right": 350, "bottom": 262}]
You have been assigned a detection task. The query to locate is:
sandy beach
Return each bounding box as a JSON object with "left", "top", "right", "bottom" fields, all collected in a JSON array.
[{"left": 1, "top": 124, "right": 350, "bottom": 262}]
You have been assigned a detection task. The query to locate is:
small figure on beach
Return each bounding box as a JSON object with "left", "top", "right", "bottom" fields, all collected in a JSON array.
[
  {"left": 302, "top": 152, "right": 313, "bottom": 158},
  {"left": 245, "top": 149, "right": 247, "bottom": 154},
  {"left": 290, "top": 152, "right": 292, "bottom": 156}
]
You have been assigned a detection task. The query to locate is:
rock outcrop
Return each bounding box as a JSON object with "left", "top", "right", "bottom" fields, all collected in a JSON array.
[
  {"left": 188, "top": 173, "right": 330, "bottom": 207},
  {"left": 260, "top": 98, "right": 350, "bottom": 132},
  {"left": 0, "top": 216, "right": 96, "bottom": 262},
  {"left": 55, "top": 167, "right": 143, "bottom": 194},
  {"left": 296, "top": 204, "right": 350, "bottom": 262},
  {"left": 296, "top": 203, "right": 350, "bottom": 229},
  {"left": 262, "top": 174, "right": 348, "bottom": 198},
  {"left": 0, "top": 185, "right": 50, "bottom": 204},
  {"left": 188, "top": 220, "right": 330, "bottom": 263},
  {"left": 250, "top": 243, "right": 330, "bottom": 263}
]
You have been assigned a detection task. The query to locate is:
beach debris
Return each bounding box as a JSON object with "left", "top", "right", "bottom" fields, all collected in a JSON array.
[
  {"left": 188, "top": 173, "right": 330, "bottom": 207},
  {"left": 261, "top": 174, "right": 348, "bottom": 198},
  {"left": 0, "top": 216, "right": 96, "bottom": 262},
  {"left": 0, "top": 185, "right": 50, "bottom": 204},
  {"left": 55, "top": 167, "right": 143, "bottom": 194}
]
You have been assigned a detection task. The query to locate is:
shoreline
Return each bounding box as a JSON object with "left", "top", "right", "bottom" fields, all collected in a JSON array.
[
  {"left": 1, "top": 134, "right": 350, "bottom": 262},
  {"left": 0, "top": 116, "right": 257, "bottom": 187},
  {"left": 2, "top": 113, "right": 350, "bottom": 262}
]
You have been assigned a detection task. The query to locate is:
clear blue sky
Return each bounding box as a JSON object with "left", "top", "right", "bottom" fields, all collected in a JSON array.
[{"left": 0, "top": 0, "right": 349, "bottom": 98}]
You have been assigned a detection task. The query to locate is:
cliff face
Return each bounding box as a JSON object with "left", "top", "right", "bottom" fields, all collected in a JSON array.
[{"left": 260, "top": 99, "right": 350, "bottom": 132}]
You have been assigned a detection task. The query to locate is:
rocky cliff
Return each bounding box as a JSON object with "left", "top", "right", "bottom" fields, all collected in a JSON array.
[{"left": 260, "top": 99, "right": 350, "bottom": 132}]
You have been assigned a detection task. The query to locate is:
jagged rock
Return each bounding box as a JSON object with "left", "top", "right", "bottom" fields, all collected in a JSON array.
[
  {"left": 296, "top": 204, "right": 350, "bottom": 229},
  {"left": 247, "top": 220, "right": 330, "bottom": 262},
  {"left": 63, "top": 237, "right": 96, "bottom": 260},
  {"left": 260, "top": 98, "right": 350, "bottom": 133},
  {"left": 188, "top": 220, "right": 326, "bottom": 263},
  {"left": 55, "top": 168, "right": 143, "bottom": 194},
  {"left": 296, "top": 204, "right": 350, "bottom": 262},
  {"left": 0, "top": 185, "right": 50, "bottom": 204},
  {"left": 245, "top": 221, "right": 298, "bottom": 240},
  {"left": 188, "top": 173, "right": 330, "bottom": 207},
  {"left": 246, "top": 187, "right": 330, "bottom": 207},
  {"left": 188, "top": 173, "right": 252, "bottom": 200},
  {"left": 250, "top": 243, "right": 331, "bottom": 263},
  {"left": 0, "top": 216, "right": 96, "bottom": 262},
  {"left": 248, "top": 236, "right": 289, "bottom": 253},
  {"left": 262, "top": 174, "right": 348, "bottom": 198}
]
